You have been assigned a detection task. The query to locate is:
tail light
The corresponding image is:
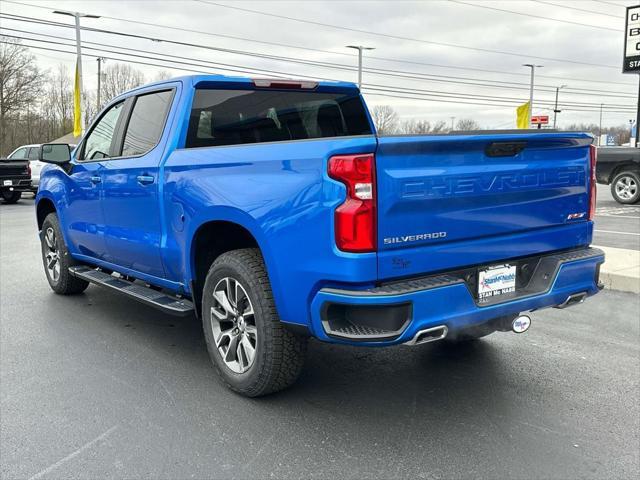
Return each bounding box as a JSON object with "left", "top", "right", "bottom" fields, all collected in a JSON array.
[
  {"left": 588, "top": 144, "right": 597, "bottom": 220},
  {"left": 328, "top": 153, "right": 376, "bottom": 252}
]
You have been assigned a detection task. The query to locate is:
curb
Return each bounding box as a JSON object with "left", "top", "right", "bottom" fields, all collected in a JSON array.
[{"left": 595, "top": 245, "right": 640, "bottom": 295}]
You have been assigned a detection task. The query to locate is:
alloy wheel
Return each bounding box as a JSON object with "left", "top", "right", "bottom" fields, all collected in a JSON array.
[
  {"left": 44, "top": 227, "right": 61, "bottom": 282},
  {"left": 615, "top": 175, "right": 638, "bottom": 201},
  {"left": 210, "top": 277, "right": 257, "bottom": 374}
]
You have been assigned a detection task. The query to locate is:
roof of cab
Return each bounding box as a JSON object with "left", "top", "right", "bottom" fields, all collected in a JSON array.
[{"left": 116, "top": 74, "right": 359, "bottom": 100}]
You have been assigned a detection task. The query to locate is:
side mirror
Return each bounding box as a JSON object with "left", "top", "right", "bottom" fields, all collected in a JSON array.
[{"left": 40, "top": 144, "right": 71, "bottom": 164}]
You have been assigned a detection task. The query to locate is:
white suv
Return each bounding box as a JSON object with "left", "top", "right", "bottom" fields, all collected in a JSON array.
[{"left": 8, "top": 144, "right": 75, "bottom": 192}]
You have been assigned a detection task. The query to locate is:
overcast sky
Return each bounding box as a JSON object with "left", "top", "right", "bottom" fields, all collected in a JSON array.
[{"left": 1, "top": 0, "right": 638, "bottom": 129}]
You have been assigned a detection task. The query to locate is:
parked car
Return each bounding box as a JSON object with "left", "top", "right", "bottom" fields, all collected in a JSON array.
[
  {"left": 596, "top": 146, "right": 640, "bottom": 204},
  {"left": 7, "top": 144, "right": 75, "bottom": 193},
  {"left": 35, "top": 75, "right": 604, "bottom": 396},
  {"left": 0, "top": 156, "right": 31, "bottom": 204}
]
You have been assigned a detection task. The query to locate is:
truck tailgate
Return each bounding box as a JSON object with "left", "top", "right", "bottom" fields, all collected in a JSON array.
[{"left": 375, "top": 132, "right": 594, "bottom": 279}]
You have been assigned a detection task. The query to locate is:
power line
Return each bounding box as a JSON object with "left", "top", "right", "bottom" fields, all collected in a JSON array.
[
  {"left": 2, "top": 14, "right": 634, "bottom": 100},
  {"left": 3, "top": 36, "right": 633, "bottom": 115},
  {"left": 531, "top": 0, "right": 624, "bottom": 18},
  {"left": 449, "top": 0, "right": 621, "bottom": 31},
  {"left": 3, "top": 0, "right": 633, "bottom": 87},
  {"left": 195, "top": 0, "right": 621, "bottom": 69},
  {"left": 3, "top": 23, "right": 635, "bottom": 106}
]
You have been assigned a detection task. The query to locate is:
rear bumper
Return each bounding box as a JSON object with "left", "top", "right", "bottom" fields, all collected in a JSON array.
[
  {"left": 1, "top": 178, "right": 32, "bottom": 193},
  {"left": 310, "top": 247, "right": 604, "bottom": 346}
]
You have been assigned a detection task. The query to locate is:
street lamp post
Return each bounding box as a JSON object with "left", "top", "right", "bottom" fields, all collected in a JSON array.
[
  {"left": 53, "top": 10, "right": 100, "bottom": 135},
  {"left": 523, "top": 64, "right": 543, "bottom": 128},
  {"left": 598, "top": 103, "right": 604, "bottom": 146},
  {"left": 552, "top": 84, "right": 567, "bottom": 129},
  {"left": 346, "top": 45, "right": 375, "bottom": 88}
]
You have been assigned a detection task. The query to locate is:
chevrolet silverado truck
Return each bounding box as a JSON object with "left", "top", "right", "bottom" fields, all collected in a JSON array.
[
  {"left": 35, "top": 75, "right": 604, "bottom": 396},
  {"left": 596, "top": 146, "right": 640, "bottom": 204},
  {"left": 0, "top": 157, "right": 31, "bottom": 203}
]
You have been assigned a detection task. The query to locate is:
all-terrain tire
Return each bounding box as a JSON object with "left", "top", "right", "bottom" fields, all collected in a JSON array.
[
  {"left": 1, "top": 191, "right": 21, "bottom": 204},
  {"left": 202, "top": 248, "right": 307, "bottom": 397},
  {"left": 40, "top": 213, "right": 89, "bottom": 295}
]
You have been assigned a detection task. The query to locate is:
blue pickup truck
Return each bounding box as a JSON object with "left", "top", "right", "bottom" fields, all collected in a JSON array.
[{"left": 35, "top": 75, "right": 604, "bottom": 396}]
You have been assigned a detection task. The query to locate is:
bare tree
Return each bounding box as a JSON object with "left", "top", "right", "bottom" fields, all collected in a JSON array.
[
  {"left": 372, "top": 105, "right": 398, "bottom": 135},
  {"left": 399, "top": 119, "right": 435, "bottom": 134},
  {"left": 101, "top": 63, "right": 145, "bottom": 105},
  {"left": 455, "top": 118, "right": 481, "bottom": 131},
  {"left": 153, "top": 70, "right": 173, "bottom": 82},
  {"left": 431, "top": 120, "right": 448, "bottom": 133},
  {"left": 0, "top": 38, "right": 45, "bottom": 154}
]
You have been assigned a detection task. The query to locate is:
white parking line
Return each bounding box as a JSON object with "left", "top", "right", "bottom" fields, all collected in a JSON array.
[
  {"left": 594, "top": 230, "right": 640, "bottom": 236},
  {"left": 596, "top": 214, "right": 640, "bottom": 219}
]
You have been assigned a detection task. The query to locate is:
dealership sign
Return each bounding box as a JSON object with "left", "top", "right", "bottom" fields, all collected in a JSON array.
[
  {"left": 531, "top": 115, "right": 549, "bottom": 125},
  {"left": 624, "top": 5, "right": 640, "bottom": 73}
]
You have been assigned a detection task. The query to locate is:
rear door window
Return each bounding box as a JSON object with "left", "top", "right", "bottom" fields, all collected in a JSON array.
[
  {"left": 121, "top": 90, "right": 173, "bottom": 157},
  {"left": 27, "top": 147, "right": 40, "bottom": 160},
  {"left": 185, "top": 88, "right": 372, "bottom": 148}
]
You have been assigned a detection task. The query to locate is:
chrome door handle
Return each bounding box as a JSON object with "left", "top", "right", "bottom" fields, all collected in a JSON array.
[
  {"left": 136, "top": 175, "right": 155, "bottom": 185},
  {"left": 90, "top": 176, "right": 101, "bottom": 184}
]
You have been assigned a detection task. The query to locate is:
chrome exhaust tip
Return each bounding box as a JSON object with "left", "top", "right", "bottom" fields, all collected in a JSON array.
[
  {"left": 555, "top": 292, "right": 587, "bottom": 309},
  {"left": 404, "top": 325, "right": 448, "bottom": 346}
]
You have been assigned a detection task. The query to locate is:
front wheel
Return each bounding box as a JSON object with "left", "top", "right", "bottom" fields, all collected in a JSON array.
[
  {"left": 611, "top": 171, "right": 640, "bottom": 204},
  {"left": 202, "top": 248, "right": 307, "bottom": 397},
  {"left": 1, "top": 190, "right": 21, "bottom": 204},
  {"left": 40, "top": 213, "right": 89, "bottom": 295}
]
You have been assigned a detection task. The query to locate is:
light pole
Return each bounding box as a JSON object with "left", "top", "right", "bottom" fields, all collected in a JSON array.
[
  {"left": 346, "top": 45, "right": 375, "bottom": 88},
  {"left": 96, "top": 57, "right": 106, "bottom": 111},
  {"left": 598, "top": 103, "right": 604, "bottom": 146},
  {"left": 552, "top": 84, "right": 567, "bottom": 129},
  {"left": 53, "top": 10, "right": 100, "bottom": 135},
  {"left": 523, "top": 64, "right": 543, "bottom": 128},
  {"left": 450, "top": 116, "right": 456, "bottom": 131}
]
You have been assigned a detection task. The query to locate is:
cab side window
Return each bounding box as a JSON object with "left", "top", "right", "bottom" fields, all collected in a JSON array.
[
  {"left": 121, "top": 90, "right": 173, "bottom": 157},
  {"left": 80, "top": 101, "right": 124, "bottom": 161}
]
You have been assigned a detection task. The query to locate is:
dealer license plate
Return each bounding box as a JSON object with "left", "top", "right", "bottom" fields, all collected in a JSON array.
[
  {"left": 478, "top": 264, "right": 516, "bottom": 300},
  {"left": 3, "top": 180, "right": 12, "bottom": 186}
]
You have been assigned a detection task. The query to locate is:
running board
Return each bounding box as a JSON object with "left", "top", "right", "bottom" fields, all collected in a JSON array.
[{"left": 69, "top": 266, "right": 194, "bottom": 316}]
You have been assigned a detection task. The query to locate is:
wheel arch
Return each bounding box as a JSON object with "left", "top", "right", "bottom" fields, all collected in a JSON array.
[
  {"left": 609, "top": 163, "right": 640, "bottom": 184},
  {"left": 36, "top": 197, "right": 57, "bottom": 230},
  {"left": 188, "top": 210, "right": 277, "bottom": 318}
]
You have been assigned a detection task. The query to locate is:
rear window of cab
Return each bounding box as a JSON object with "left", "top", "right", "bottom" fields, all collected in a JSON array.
[{"left": 185, "top": 88, "right": 372, "bottom": 148}]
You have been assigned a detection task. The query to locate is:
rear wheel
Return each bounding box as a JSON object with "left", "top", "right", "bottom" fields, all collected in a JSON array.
[
  {"left": 610, "top": 171, "right": 640, "bottom": 204},
  {"left": 202, "top": 248, "right": 307, "bottom": 397},
  {"left": 1, "top": 190, "right": 21, "bottom": 204},
  {"left": 40, "top": 213, "right": 89, "bottom": 295}
]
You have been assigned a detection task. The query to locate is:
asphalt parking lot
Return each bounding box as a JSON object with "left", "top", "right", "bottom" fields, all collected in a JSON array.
[
  {"left": 1, "top": 196, "right": 639, "bottom": 480},
  {"left": 593, "top": 187, "right": 640, "bottom": 251}
]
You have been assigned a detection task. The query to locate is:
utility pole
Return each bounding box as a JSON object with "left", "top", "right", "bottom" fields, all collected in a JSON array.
[
  {"left": 598, "top": 103, "right": 604, "bottom": 146},
  {"left": 96, "top": 57, "right": 106, "bottom": 111},
  {"left": 346, "top": 45, "right": 375, "bottom": 88},
  {"left": 53, "top": 10, "right": 100, "bottom": 135},
  {"left": 450, "top": 116, "right": 456, "bottom": 131},
  {"left": 523, "top": 64, "right": 543, "bottom": 128},
  {"left": 552, "top": 84, "right": 566, "bottom": 129}
]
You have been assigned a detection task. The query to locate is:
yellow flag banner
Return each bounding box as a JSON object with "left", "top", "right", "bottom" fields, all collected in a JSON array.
[
  {"left": 73, "top": 60, "right": 82, "bottom": 137},
  {"left": 516, "top": 102, "right": 530, "bottom": 129}
]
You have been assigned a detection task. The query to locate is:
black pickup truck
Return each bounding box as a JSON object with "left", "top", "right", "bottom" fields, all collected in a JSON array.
[
  {"left": 0, "top": 158, "right": 31, "bottom": 204},
  {"left": 596, "top": 147, "right": 640, "bottom": 204}
]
